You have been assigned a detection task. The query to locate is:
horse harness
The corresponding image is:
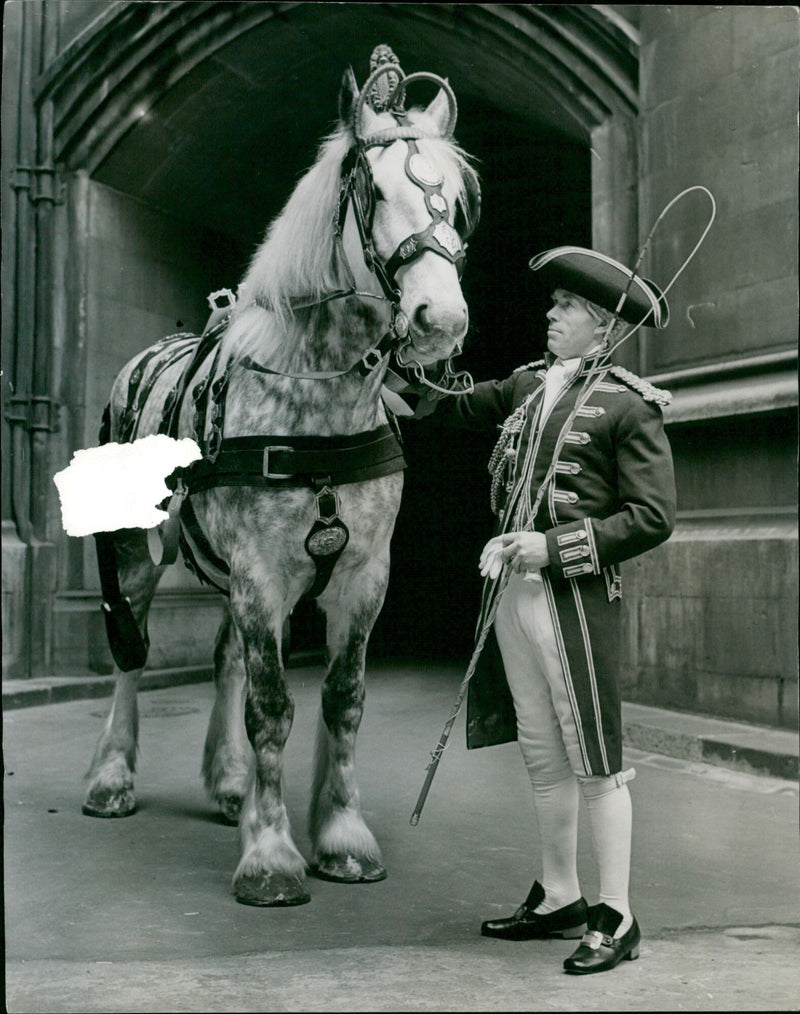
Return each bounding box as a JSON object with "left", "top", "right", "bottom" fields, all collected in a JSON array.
[
  {"left": 95, "top": 324, "right": 407, "bottom": 665},
  {"left": 95, "top": 104, "right": 479, "bottom": 672},
  {"left": 96, "top": 118, "right": 476, "bottom": 669}
]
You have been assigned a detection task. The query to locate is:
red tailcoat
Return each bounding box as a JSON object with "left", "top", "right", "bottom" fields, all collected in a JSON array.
[{"left": 449, "top": 353, "right": 676, "bottom": 775}]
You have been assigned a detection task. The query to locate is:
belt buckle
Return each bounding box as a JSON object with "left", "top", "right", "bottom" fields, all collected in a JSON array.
[{"left": 262, "top": 445, "right": 295, "bottom": 479}]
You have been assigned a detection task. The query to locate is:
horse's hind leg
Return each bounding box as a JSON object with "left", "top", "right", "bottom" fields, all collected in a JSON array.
[
  {"left": 309, "top": 563, "right": 389, "bottom": 883},
  {"left": 202, "top": 603, "right": 251, "bottom": 825},
  {"left": 83, "top": 529, "right": 161, "bottom": 818}
]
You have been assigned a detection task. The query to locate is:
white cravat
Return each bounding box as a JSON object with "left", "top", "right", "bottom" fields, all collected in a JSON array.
[{"left": 541, "top": 357, "right": 581, "bottom": 418}]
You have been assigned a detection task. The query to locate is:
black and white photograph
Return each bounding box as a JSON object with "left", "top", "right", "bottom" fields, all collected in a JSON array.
[{"left": 2, "top": 3, "right": 798, "bottom": 1011}]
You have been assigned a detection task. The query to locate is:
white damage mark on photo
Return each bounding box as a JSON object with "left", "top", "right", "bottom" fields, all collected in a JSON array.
[{"left": 53, "top": 435, "right": 202, "bottom": 537}]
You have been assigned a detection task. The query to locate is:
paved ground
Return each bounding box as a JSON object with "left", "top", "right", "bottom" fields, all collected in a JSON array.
[{"left": 4, "top": 659, "right": 799, "bottom": 1012}]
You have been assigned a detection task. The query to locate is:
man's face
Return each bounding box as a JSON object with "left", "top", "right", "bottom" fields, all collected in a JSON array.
[{"left": 545, "top": 288, "right": 604, "bottom": 360}]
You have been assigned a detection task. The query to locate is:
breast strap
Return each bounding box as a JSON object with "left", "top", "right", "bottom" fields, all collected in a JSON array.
[{"left": 183, "top": 424, "right": 405, "bottom": 493}]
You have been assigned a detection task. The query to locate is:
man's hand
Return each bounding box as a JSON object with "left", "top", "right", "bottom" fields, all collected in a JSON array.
[
  {"left": 500, "top": 531, "right": 550, "bottom": 573},
  {"left": 479, "top": 531, "right": 550, "bottom": 582},
  {"left": 479, "top": 536, "right": 505, "bottom": 579}
]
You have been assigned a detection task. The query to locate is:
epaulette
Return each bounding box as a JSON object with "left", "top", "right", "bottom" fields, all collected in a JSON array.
[
  {"left": 513, "top": 359, "right": 546, "bottom": 374},
  {"left": 608, "top": 365, "right": 672, "bottom": 406}
]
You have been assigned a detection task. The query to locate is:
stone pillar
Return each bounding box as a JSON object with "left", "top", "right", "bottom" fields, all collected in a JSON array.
[{"left": 590, "top": 113, "right": 640, "bottom": 374}]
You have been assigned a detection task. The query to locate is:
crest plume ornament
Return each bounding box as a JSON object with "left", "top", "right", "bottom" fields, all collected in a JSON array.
[{"left": 367, "top": 45, "right": 404, "bottom": 112}]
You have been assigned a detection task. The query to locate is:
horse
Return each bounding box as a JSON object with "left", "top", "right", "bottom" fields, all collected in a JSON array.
[{"left": 81, "top": 46, "right": 481, "bottom": 907}]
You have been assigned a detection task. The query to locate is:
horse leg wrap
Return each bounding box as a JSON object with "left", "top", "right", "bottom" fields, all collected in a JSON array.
[{"left": 95, "top": 532, "right": 147, "bottom": 672}]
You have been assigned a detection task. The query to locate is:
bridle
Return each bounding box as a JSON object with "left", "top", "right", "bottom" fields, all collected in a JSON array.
[
  {"left": 332, "top": 59, "right": 479, "bottom": 396},
  {"left": 241, "top": 55, "right": 479, "bottom": 399}
]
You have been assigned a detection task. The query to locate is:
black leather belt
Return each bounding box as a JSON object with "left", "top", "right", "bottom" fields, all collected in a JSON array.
[{"left": 184, "top": 424, "right": 405, "bottom": 493}]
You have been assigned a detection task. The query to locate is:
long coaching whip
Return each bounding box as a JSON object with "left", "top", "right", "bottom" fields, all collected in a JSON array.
[{"left": 409, "top": 185, "right": 716, "bottom": 827}]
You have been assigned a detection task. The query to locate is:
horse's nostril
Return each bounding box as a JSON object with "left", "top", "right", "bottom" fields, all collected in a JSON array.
[
  {"left": 413, "top": 304, "right": 430, "bottom": 333},
  {"left": 410, "top": 302, "right": 468, "bottom": 342}
]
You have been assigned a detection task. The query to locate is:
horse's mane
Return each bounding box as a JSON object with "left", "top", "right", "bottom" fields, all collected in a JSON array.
[
  {"left": 228, "top": 107, "right": 478, "bottom": 357},
  {"left": 237, "top": 127, "right": 351, "bottom": 324}
]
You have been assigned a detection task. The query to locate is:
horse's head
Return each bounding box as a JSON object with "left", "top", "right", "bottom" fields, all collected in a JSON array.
[{"left": 337, "top": 49, "right": 481, "bottom": 376}]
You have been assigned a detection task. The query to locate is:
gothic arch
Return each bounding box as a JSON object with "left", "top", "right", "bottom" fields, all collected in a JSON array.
[{"left": 37, "top": 3, "right": 639, "bottom": 174}]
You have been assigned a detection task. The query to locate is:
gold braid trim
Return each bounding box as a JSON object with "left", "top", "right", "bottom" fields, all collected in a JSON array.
[
  {"left": 488, "top": 396, "right": 534, "bottom": 515},
  {"left": 608, "top": 365, "right": 672, "bottom": 406},
  {"left": 513, "top": 359, "right": 546, "bottom": 374}
]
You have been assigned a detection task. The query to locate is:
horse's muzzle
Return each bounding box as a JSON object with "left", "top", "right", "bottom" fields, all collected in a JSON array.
[{"left": 404, "top": 302, "right": 468, "bottom": 358}]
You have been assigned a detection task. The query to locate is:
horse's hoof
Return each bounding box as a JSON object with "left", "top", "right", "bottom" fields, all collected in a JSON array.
[
  {"left": 82, "top": 787, "right": 136, "bottom": 818},
  {"left": 217, "top": 795, "right": 243, "bottom": 826},
  {"left": 310, "top": 854, "right": 387, "bottom": 884},
  {"left": 234, "top": 872, "right": 311, "bottom": 907}
]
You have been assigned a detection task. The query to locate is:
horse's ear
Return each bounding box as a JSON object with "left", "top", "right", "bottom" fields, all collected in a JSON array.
[
  {"left": 338, "top": 67, "right": 359, "bottom": 128},
  {"left": 425, "top": 80, "right": 454, "bottom": 136},
  {"left": 359, "top": 101, "right": 383, "bottom": 139}
]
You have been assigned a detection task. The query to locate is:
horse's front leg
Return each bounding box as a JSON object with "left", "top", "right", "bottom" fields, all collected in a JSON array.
[
  {"left": 202, "top": 603, "right": 251, "bottom": 826},
  {"left": 228, "top": 576, "right": 309, "bottom": 907},
  {"left": 309, "top": 558, "right": 390, "bottom": 883}
]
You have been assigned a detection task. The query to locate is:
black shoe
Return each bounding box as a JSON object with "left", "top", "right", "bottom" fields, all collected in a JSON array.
[
  {"left": 563, "top": 903, "right": 641, "bottom": 974},
  {"left": 481, "top": 881, "right": 588, "bottom": 941}
]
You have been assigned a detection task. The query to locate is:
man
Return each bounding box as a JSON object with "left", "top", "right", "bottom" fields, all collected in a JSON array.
[{"left": 441, "top": 246, "right": 676, "bottom": 975}]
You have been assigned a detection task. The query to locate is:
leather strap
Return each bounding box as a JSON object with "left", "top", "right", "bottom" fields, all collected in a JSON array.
[
  {"left": 185, "top": 425, "right": 405, "bottom": 493},
  {"left": 239, "top": 328, "right": 396, "bottom": 384},
  {"left": 160, "top": 321, "right": 228, "bottom": 439},
  {"left": 179, "top": 497, "right": 231, "bottom": 594},
  {"left": 94, "top": 404, "right": 148, "bottom": 670},
  {"left": 119, "top": 338, "right": 193, "bottom": 442},
  {"left": 94, "top": 531, "right": 148, "bottom": 672},
  {"left": 146, "top": 481, "right": 187, "bottom": 567}
]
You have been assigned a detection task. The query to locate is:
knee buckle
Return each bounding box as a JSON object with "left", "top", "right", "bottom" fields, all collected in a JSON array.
[{"left": 577, "top": 767, "right": 636, "bottom": 798}]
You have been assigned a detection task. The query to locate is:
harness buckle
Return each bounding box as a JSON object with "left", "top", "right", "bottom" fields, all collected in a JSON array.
[
  {"left": 262, "top": 445, "right": 296, "bottom": 479},
  {"left": 361, "top": 347, "right": 385, "bottom": 373},
  {"left": 207, "top": 288, "right": 236, "bottom": 312}
]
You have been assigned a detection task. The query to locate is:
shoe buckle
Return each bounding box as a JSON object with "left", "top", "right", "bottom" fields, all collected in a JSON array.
[{"left": 581, "top": 930, "right": 606, "bottom": 950}]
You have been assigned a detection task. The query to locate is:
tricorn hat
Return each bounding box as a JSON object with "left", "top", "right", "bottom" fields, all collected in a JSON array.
[{"left": 528, "top": 246, "right": 669, "bottom": 328}]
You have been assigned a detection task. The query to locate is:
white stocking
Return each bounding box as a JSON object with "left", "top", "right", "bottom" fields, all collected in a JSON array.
[
  {"left": 530, "top": 772, "right": 582, "bottom": 913},
  {"left": 578, "top": 769, "right": 636, "bottom": 936}
]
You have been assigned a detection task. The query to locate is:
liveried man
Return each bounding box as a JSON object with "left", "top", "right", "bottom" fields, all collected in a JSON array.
[{"left": 438, "top": 246, "right": 676, "bottom": 975}]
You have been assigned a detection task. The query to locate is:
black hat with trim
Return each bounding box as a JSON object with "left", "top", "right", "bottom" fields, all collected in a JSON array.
[{"left": 528, "top": 246, "right": 670, "bottom": 328}]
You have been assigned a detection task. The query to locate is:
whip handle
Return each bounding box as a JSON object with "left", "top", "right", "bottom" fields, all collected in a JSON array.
[
  {"left": 409, "top": 582, "right": 504, "bottom": 826},
  {"left": 409, "top": 710, "right": 461, "bottom": 826}
]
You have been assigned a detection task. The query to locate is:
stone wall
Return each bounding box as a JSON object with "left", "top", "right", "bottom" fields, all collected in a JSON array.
[
  {"left": 639, "top": 5, "right": 798, "bottom": 373},
  {"left": 620, "top": 5, "right": 799, "bottom": 726}
]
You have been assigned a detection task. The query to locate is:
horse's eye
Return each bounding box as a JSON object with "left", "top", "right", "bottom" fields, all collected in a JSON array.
[{"left": 373, "top": 184, "right": 386, "bottom": 203}]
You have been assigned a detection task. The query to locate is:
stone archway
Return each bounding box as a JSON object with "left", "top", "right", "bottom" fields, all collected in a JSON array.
[{"left": 6, "top": 1, "right": 643, "bottom": 673}]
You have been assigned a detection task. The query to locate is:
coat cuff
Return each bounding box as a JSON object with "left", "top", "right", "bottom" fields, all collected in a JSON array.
[{"left": 545, "top": 518, "right": 600, "bottom": 579}]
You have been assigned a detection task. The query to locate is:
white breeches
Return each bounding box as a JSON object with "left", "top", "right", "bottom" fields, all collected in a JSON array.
[{"left": 494, "top": 571, "right": 585, "bottom": 782}]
